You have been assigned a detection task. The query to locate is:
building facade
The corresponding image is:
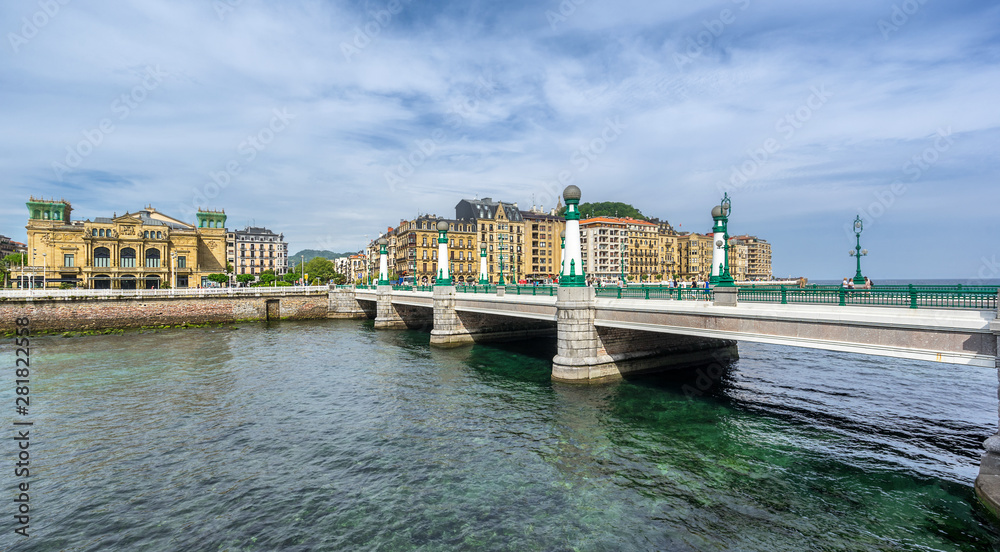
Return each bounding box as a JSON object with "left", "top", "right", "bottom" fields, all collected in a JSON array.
[
  {"left": 0, "top": 234, "right": 23, "bottom": 259},
  {"left": 521, "top": 209, "right": 565, "bottom": 283},
  {"left": 579, "top": 217, "right": 627, "bottom": 284},
  {"left": 14, "top": 198, "right": 228, "bottom": 289},
  {"left": 227, "top": 226, "right": 289, "bottom": 280},
  {"left": 393, "top": 216, "right": 478, "bottom": 285},
  {"left": 732, "top": 235, "right": 772, "bottom": 281},
  {"left": 455, "top": 198, "right": 525, "bottom": 284},
  {"left": 623, "top": 217, "right": 661, "bottom": 282},
  {"left": 676, "top": 232, "right": 715, "bottom": 282}
]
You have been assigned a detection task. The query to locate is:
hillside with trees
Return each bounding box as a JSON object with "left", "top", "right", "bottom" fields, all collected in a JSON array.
[
  {"left": 288, "top": 249, "right": 359, "bottom": 267},
  {"left": 557, "top": 202, "right": 648, "bottom": 220}
]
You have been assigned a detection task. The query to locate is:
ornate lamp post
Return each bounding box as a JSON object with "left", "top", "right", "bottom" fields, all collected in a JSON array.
[
  {"left": 377, "top": 237, "right": 390, "bottom": 285},
  {"left": 42, "top": 252, "right": 47, "bottom": 289},
  {"left": 710, "top": 193, "right": 731, "bottom": 285},
  {"left": 849, "top": 215, "right": 868, "bottom": 285},
  {"left": 714, "top": 194, "right": 735, "bottom": 287},
  {"left": 435, "top": 221, "right": 452, "bottom": 286}
]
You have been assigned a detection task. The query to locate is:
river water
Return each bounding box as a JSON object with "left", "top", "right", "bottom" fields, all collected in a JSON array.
[{"left": 2, "top": 319, "right": 998, "bottom": 551}]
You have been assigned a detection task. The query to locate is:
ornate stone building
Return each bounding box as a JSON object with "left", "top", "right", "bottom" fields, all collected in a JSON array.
[
  {"left": 14, "top": 198, "right": 227, "bottom": 289},
  {"left": 455, "top": 198, "right": 525, "bottom": 284},
  {"left": 394, "top": 215, "right": 478, "bottom": 285}
]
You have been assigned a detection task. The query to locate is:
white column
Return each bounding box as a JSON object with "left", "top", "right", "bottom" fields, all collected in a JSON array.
[
  {"left": 712, "top": 230, "right": 725, "bottom": 279},
  {"left": 563, "top": 218, "right": 583, "bottom": 278},
  {"left": 379, "top": 251, "right": 388, "bottom": 282},
  {"left": 438, "top": 239, "right": 449, "bottom": 280},
  {"left": 479, "top": 249, "right": 487, "bottom": 283}
]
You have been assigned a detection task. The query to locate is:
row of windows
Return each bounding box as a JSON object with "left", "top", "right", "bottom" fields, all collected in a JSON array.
[
  {"left": 90, "top": 228, "right": 166, "bottom": 239},
  {"left": 414, "top": 263, "right": 478, "bottom": 273},
  {"left": 90, "top": 247, "right": 184, "bottom": 268}
]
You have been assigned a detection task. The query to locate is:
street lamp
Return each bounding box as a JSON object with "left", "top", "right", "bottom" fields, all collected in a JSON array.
[
  {"left": 41, "top": 252, "right": 46, "bottom": 289},
  {"left": 714, "top": 194, "right": 736, "bottom": 287},
  {"left": 849, "top": 215, "right": 867, "bottom": 285},
  {"left": 620, "top": 240, "right": 627, "bottom": 285},
  {"left": 498, "top": 232, "right": 506, "bottom": 286}
]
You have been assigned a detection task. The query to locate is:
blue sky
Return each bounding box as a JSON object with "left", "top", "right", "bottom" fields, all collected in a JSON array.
[{"left": 2, "top": 0, "right": 998, "bottom": 279}]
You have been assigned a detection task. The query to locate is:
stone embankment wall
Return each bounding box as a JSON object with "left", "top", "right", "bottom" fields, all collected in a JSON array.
[{"left": 0, "top": 294, "right": 329, "bottom": 332}]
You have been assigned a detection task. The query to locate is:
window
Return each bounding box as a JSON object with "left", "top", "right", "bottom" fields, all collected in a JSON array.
[
  {"left": 64, "top": 254, "right": 74, "bottom": 267},
  {"left": 157, "top": 231, "right": 162, "bottom": 239},
  {"left": 120, "top": 248, "right": 136, "bottom": 268},
  {"left": 145, "top": 248, "right": 160, "bottom": 268},
  {"left": 144, "top": 231, "right": 149, "bottom": 239},
  {"left": 94, "top": 247, "right": 111, "bottom": 267},
  {"left": 92, "top": 229, "right": 97, "bottom": 237},
  {"left": 177, "top": 256, "right": 186, "bottom": 268},
  {"left": 99, "top": 229, "right": 105, "bottom": 238}
]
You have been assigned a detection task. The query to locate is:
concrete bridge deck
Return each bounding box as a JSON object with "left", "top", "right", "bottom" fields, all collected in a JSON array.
[{"left": 352, "top": 287, "right": 997, "bottom": 368}]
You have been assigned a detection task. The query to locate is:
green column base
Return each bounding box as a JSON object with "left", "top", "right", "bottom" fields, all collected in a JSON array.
[
  {"left": 559, "top": 274, "right": 587, "bottom": 287},
  {"left": 435, "top": 278, "right": 453, "bottom": 287}
]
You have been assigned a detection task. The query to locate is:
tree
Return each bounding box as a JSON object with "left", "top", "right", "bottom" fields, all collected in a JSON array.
[
  {"left": 236, "top": 274, "right": 255, "bottom": 286},
  {"left": 331, "top": 272, "right": 347, "bottom": 285},
  {"left": 260, "top": 272, "right": 277, "bottom": 285},
  {"left": 304, "top": 257, "right": 336, "bottom": 282},
  {"left": 207, "top": 273, "right": 228, "bottom": 286},
  {"left": 1, "top": 253, "right": 27, "bottom": 288},
  {"left": 226, "top": 262, "right": 234, "bottom": 274}
]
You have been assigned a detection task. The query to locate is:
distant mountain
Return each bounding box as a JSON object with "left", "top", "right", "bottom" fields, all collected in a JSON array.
[{"left": 288, "top": 249, "right": 359, "bottom": 266}]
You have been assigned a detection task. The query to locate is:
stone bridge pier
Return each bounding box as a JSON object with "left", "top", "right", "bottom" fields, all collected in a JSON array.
[
  {"left": 975, "top": 316, "right": 1000, "bottom": 516},
  {"left": 430, "top": 286, "right": 555, "bottom": 348},
  {"left": 551, "top": 286, "right": 738, "bottom": 383},
  {"left": 328, "top": 286, "right": 367, "bottom": 319},
  {"left": 373, "top": 285, "right": 433, "bottom": 330},
  {"left": 328, "top": 286, "right": 431, "bottom": 329}
]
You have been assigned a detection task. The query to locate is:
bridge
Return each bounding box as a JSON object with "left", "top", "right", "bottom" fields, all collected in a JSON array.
[
  {"left": 334, "top": 283, "right": 999, "bottom": 379},
  {"left": 339, "top": 184, "right": 1000, "bottom": 515}
]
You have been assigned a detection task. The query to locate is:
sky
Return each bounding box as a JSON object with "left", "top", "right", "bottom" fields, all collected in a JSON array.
[{"left": 1, "top": 0, "right": 998, "bottom": 279}]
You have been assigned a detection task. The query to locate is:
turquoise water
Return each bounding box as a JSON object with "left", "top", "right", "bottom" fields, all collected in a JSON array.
[{"left": 2, "top": 320, "right": 998, "bottom": 551}]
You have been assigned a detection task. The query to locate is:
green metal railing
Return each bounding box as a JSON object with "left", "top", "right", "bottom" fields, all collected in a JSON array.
[
  {"left": 456, "top": 284, "right": 497, "bottom": 294},
  {"left": 594, "top": 285, "right": 713, "bottom": 301},
  {"left": 509, "top": 285, "right": 558, "bottom": 297},
  {"left": 738, "top": 285, "right": 998, "bottom": 309},
  {"left": 368, "top": 282, "right": 997, "bottom": 310}
]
